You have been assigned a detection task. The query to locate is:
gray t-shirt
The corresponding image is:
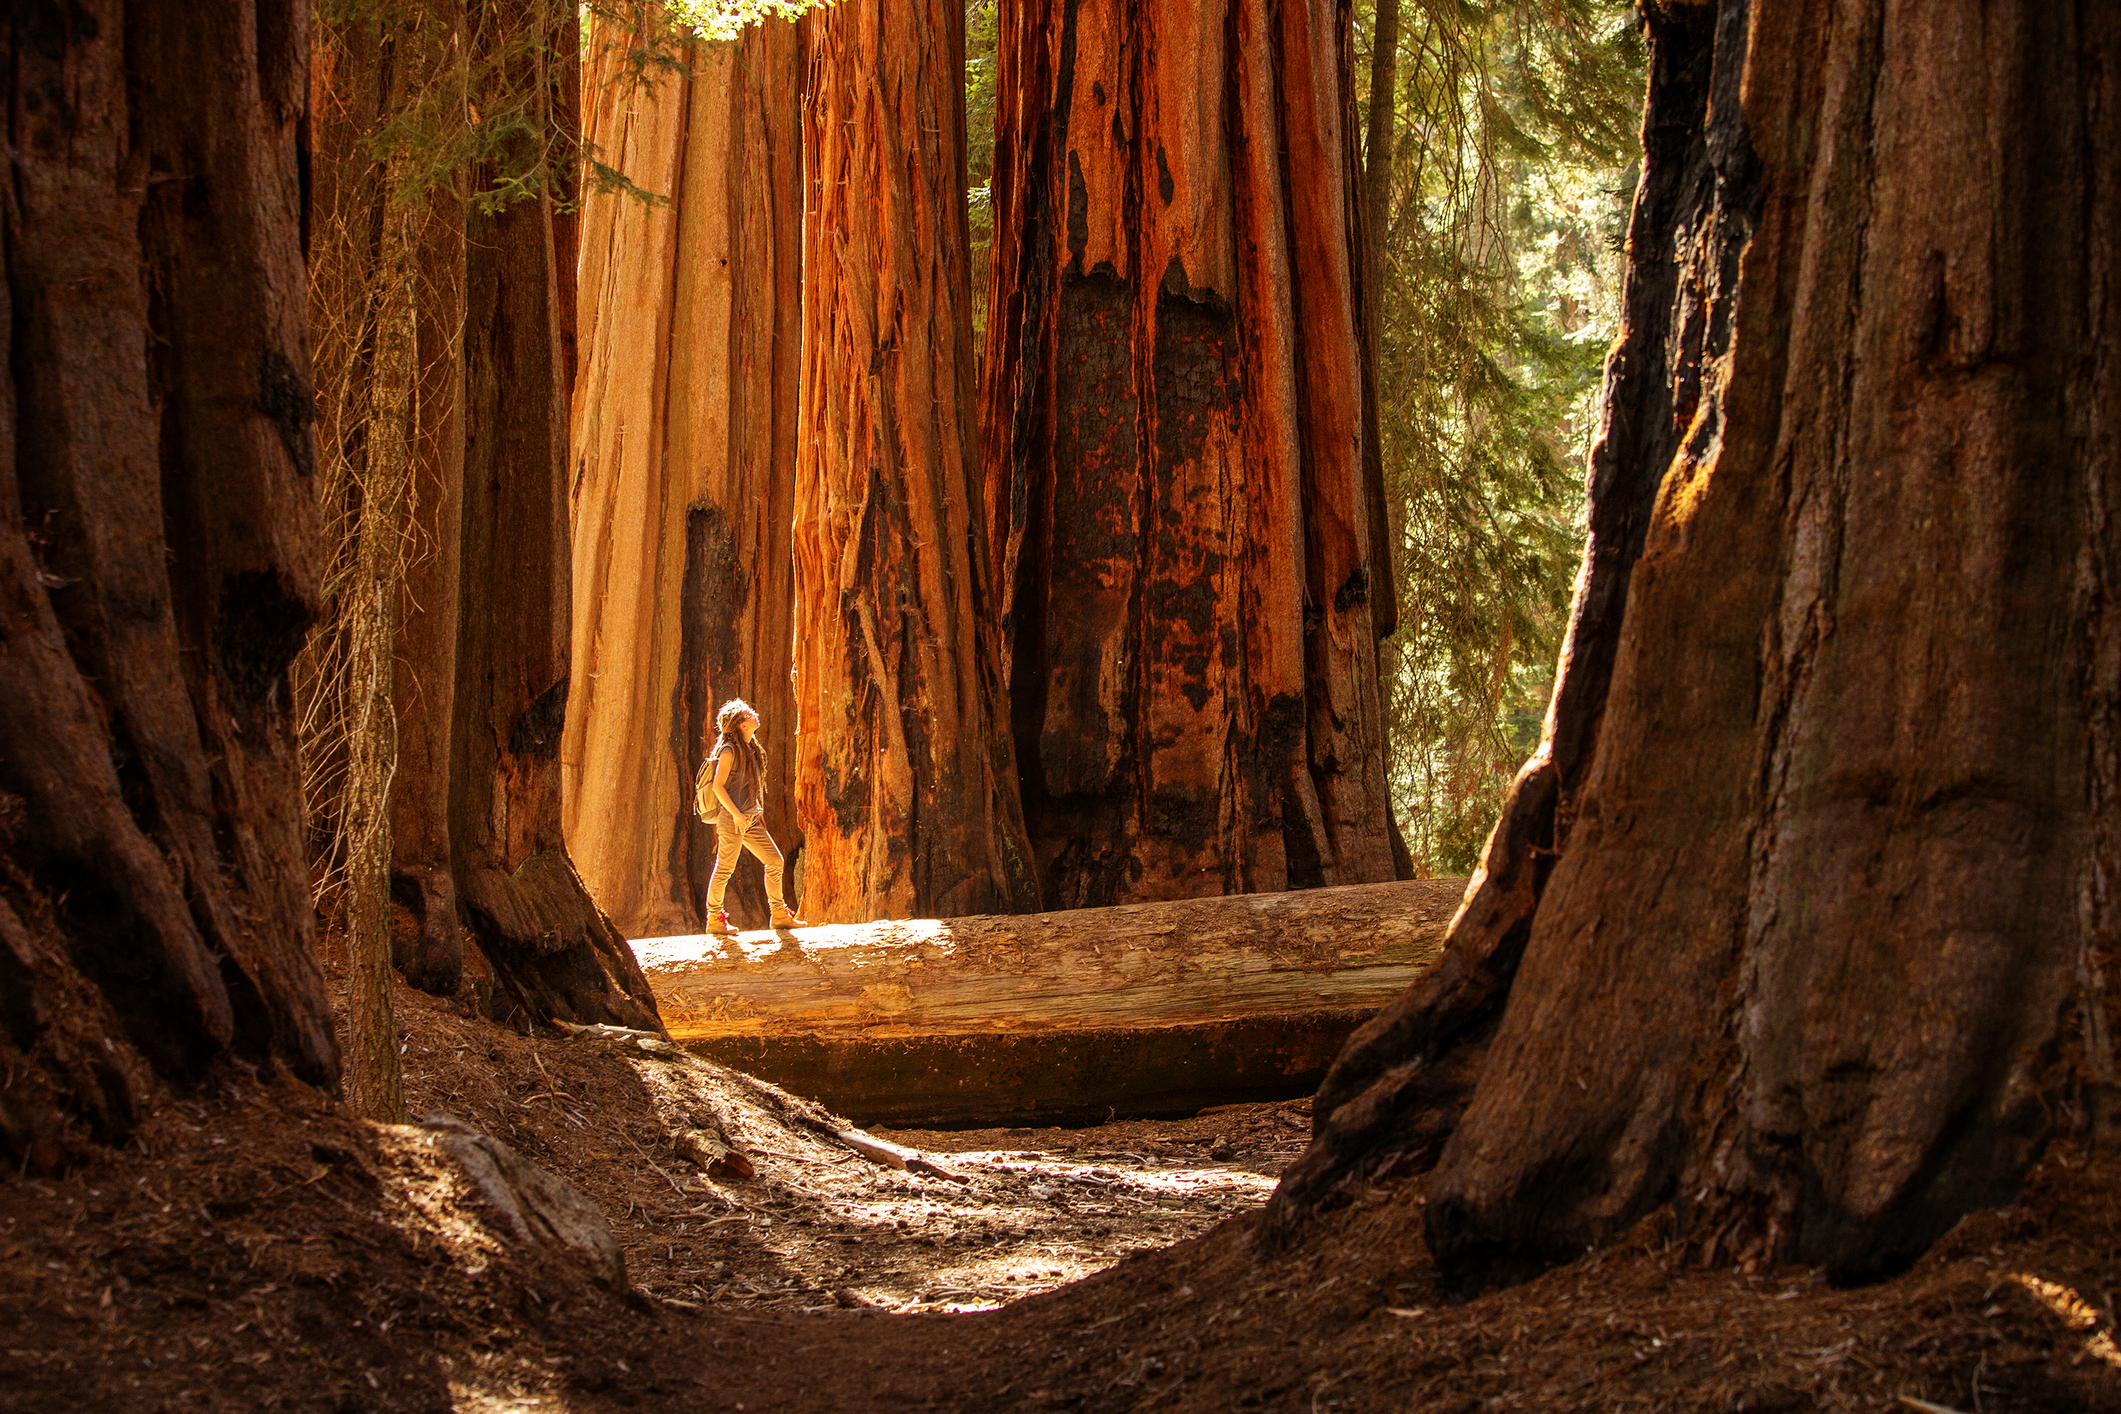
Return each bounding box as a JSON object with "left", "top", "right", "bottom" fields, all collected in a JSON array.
[{"left": 711, "top": 738, "right": 765, "bottom": 818}]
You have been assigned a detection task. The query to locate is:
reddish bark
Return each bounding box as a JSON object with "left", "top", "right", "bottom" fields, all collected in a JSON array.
[
  {"left": 979, "top": 0, "right": 1401, "bottom": 910},
  {"left": 306, "top": 3, "right": 660, "bottom": 1032},
  {"left": 792, "top": 0, "right": 1039, "bottom": 922},
  {"left": 566, "top": 18, "right": 805, "bottom": 937},
  {"left": 386, "top": 184, "right": 474, "bottom": 997},
  {"left": 446, "top": 7, "right": 659, "bottom": 1029},
  {"left": 0, "top": 0, "right": 336, "bottom": 1169},
  {"left": 1270, "top": 0, "right": 2121, "bottom": 1287}
]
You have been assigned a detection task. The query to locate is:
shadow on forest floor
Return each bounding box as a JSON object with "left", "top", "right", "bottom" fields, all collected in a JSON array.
[{"left": 1, "top": 956, "right": 2116, "bottom": 1413}]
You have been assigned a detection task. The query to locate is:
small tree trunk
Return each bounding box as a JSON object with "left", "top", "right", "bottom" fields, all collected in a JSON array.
[
  {"left": 1356, "top": 0, "right": 1410, "bottom": 880},
  {"left": 1362, "top": 0, "right": 1399, "bottom": 290},
  {"left": 1271, "top": 0, "right": 2121, "bottom": 1287},
  {"left": 340, "top": 172, "right": 420, "bottom": 1123},
  {"left": 308, "top": 14, "right": 437, "bottom": 1121},
  {"left": 309, "top": 2, "right": 477, "bottom": 1035},
  {"left": 566, "top": 16, "right": 805, "bottom": 937},
  {"left": 0, "top": 0, "right": 336, "bottom": 1170},
  {"left": 387, "top": 180, "right": 477, "bottom": 1001},
  {"left": 792, "top": 0, "right": 1039, "bottom": 923},
  {"left": 979, "top": 0, "right": 1399, "bottom": 910}
]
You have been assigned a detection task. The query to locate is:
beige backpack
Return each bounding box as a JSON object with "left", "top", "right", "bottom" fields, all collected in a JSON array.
[{"left": 693, "top": 753, "right": 720, "bottom": 824}]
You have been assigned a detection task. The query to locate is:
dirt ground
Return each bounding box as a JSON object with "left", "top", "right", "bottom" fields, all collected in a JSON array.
[
  {"left": 3, "top": 960, "right": 2118, "bottom": 1413},
  {"left": 386, "top": 972, "right": 1300, "bottom": 1318}
]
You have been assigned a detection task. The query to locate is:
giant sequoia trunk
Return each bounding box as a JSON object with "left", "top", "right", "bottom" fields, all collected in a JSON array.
[
  {"left": 1268, "top": 0, "right": 2121, "bottom": 1287},
  {"left": 0, "top": 0, "right": 338, "bottom": 1169},
  {"left": 308, "top": 3, "right": 660, "bottom": 1034},
  {"left": 566, "top": 16, "right": 805, "bottom": 937},
  {"left": 792, "top": 0, "right": 1039, "bottom": 922},
  {"left": 979, "top": 0, "right": 1404, "bottom": 911}
]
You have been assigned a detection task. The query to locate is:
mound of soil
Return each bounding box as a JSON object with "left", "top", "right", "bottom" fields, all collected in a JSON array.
[
  {"left": 3, "top": 960, "right": 2117, "bottom": 1412},
  {"left": 387, "top": 977, "right": 1286, "bottom": 1316}
]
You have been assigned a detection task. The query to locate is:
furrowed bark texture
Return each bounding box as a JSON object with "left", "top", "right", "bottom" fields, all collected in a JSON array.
[
  {"left": 306, "top": 3, "right": 660, "bottom": 1033},
  {"left": 979, "top": 0, "right": 1401, "bottom": 911},
  {"left": 566, "top": 17, "right": 805, "bottom": 937},
  {"left": 1270, "top": 0, "right": 2121, "bottom": 1287},
  {"left": 449, "top": 6, "right": 659, "bottom": 1030},
  {"left": 793, "top": 0, "right": 1039, "bottom": 923},
  {"left": 387, "top": 181, "right": 476, "bottom": 1003},
  {"left": 0, "top": 0, "right": 337, "bottom": 1169},
  {"left": 308, "top": 10, "right": 430, "bottom": 1120}
]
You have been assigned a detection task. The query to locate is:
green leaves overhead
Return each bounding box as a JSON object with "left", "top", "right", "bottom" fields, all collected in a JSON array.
[{"left": 316, "top": 1, "right": 836, "bottom": 217}]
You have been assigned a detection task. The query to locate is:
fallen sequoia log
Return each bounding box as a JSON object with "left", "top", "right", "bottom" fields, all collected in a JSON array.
[{"left": 631, "top": 878, "right": 1464, "bottom": 1127}]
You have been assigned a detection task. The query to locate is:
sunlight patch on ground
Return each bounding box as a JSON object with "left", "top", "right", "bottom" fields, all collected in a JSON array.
[
  {"left": 804, "top": 1153, "right": 1279, "bottom": 1313},
  {"left": 2010, "top": 1272, "right": 2121, "bottom": 1369},
  {"left": 448, "top": 1384, "right": 571, "bottom": 1412}
]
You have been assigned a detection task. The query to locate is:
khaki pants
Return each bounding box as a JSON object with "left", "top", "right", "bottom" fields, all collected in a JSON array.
[{"left": 706, "top": 811, "right": 786, "bottom": 915}]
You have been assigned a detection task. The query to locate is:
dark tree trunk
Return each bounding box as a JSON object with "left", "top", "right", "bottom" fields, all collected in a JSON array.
[
  {"left": 1357, "top": 0, "right": 1411, "bottom": 883},
  {"left": 566, "top": 17, "right": 805, "bottom": 937},
  {"left": 979, "top": 0, "right": 1400, "bottom": 911},
  {"left": 386, "top": 183, "right": 476, "bottom": 1000},
  {"left": 792, "top": 0, "right": 1040, "bottom": 923},
  {"left": 307, "top": 2, "right": 660, "bottom": 1033},
  {"left": 1268, "top": 0, "right": 2121, "bottom": 1288},
  {"left": 0, "top": 0, "right": 337, "bottom": 1170},
  {"left": 448, "top": 5, "right": 659, "bottom": 1029}
]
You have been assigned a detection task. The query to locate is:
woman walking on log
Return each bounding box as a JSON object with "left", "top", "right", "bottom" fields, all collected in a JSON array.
[{"left": 696, "top": 699, "right": 807, "bottom": 933}]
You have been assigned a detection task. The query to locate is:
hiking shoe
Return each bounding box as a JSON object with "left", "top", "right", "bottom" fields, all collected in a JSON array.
[
  {"left": 771, "top": 905, "right": 809, "bottom": 929},
  {"left": 706, "top": 909, "right": 734, "bottom": 935}
]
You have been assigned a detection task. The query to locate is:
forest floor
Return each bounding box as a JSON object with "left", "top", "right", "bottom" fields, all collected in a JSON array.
[{"left": 2, "top": 956, "right": 2118, "bottom": 1413}]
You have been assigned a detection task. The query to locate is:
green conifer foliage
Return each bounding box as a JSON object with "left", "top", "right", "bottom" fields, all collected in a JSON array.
[{"left": 1359, "top": 0, "right": 1643, "bottom": 873}]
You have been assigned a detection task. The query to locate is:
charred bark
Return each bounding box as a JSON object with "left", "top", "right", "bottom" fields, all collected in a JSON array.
[
  {"left": 1269, "top": 0, "right": 2121, "bottom": 1288},
  {"left": 792, "top": 0, "right": 1039, "bottom": 923},
  {"left": 0, "top": 0, "right": 337, "bottom": 1169},
  {"left": 565, "top": 17, "right": 805, "bottom": 937},
  {"left": 979, "top": 0, "right": 1400, "bottom": 911}
]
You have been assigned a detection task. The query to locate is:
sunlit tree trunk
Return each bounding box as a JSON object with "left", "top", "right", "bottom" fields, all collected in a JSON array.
[
  {"left": 0, "top": 0, "right": 337, "bottom": 1170},
  {"left": 1271, "top": 0, "right": 2121, "bottom": 1287},
  {"left": 979, "top": 0, "right": 1401, "bottom": 910},
  {"left": 566, "top": 16, "right": 805, "bottom": 937},
  {"left": 791, "top": 0, "right": 1040, "bottom": 923}
]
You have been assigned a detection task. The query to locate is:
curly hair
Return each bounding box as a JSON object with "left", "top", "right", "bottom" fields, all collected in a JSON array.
[{"left": 714, "top": 699, "right": 756, "bottom": 737}]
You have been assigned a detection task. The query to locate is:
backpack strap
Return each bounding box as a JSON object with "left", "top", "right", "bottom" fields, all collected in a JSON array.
[{"left": 693, "top": 751, "right": 720, "bottom": 823}]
